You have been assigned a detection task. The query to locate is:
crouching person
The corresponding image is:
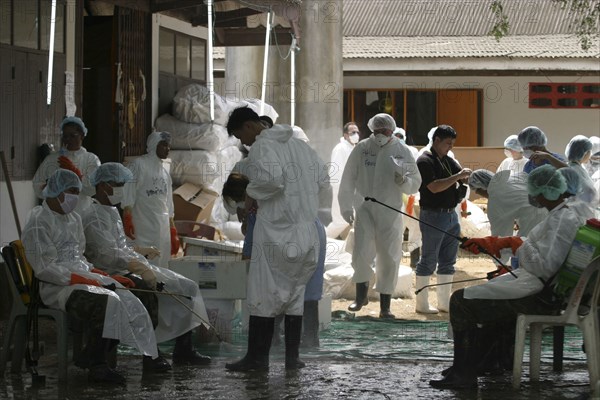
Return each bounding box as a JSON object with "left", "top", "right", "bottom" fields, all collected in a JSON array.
[
  {"left": 429, "top": 165, "right": 594, "bottom": 389},
  {"left": 22, "top": 169, "right": 158, "bottom": 384},
  {"left": 81, "top": 162, "right": 211, "bottom": 371}
]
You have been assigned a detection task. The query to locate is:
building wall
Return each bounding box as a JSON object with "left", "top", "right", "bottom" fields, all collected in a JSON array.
[
  {"left": 344, "top": 75, "right": 600, "bottom": 154},
  {"left": 0, "top": 182, "right": 37, "bottom": 247}
]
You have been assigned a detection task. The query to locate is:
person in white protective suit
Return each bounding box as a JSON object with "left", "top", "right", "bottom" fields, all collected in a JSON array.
[
  {"left": 22, "top": 169, "right": 158, "bottom": 384},
  {"left": 223, "top": 106, "right": 330, "bottom": 372},
  {"left": 564, "top": 135, "right": 599, "bottom": 207},
  {"left": 33, "top": 116, "right": 101, "bottom": 214},
  {"left": 429, "top": 165, "right": 594, "bottom": 389},
  {"left": 325, "top": 122, "right": 360, "bottom": 239},
  {"left": 122, "top": 132, "right": 180, "bottom": 268},
  {"left": 81, "top": 162, "right": 211, "bottom": 370},
  {"left": 517, "top": 126, "right": 566, "bottom": 174},
  {"left": 467, "top": 169, "right": 547, "bottom": 255},
  {"left": 496, "top": 134, "right": 527, "bottom": 175},
  {"left": 394, "top": 127, "right": 422, "bottom": 266},
  {"left": 339, "top": 113, "right": 422, "bottom": 319},
  {"left": 585, "top": 136, "right": 600, "bottom": 178}
]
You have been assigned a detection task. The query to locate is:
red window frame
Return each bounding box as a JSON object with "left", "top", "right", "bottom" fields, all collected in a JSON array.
[{"left": 529, "top": 82, "right": 600, "bottom": 109}]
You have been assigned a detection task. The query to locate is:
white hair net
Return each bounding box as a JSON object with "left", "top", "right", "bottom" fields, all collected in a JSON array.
[
  {"left": 590, "top": 136, "right": 600, "bottom": 156},
  {"left": 518, "top": 126, "right": 547, "bottom": 148},
  {"left": 393, "top": 127, "right": 406, "bottom": 139},
  {"left": 367, "top": 113, "right": 396, "bottom": 133},
  {"left": 558, "top": 167, "right": 581, "bottom": 195},
  {"left": 42, "top": 169, "right": 82, "bottom": 198},
  {"left": 90, "top": 162, "right": 134, "bottom": 186},
  {"left": 503, "top": 135, "right": 522, "bottom": 152},
  {"left": 60, "top": 116, "right": 88, "bottom": 137},
  {"left": 527, "top": 164, "right": 567, "bottom": 201},
  {"left": 565, "top": 135, "right": 592, "bottom": 162},
  {"left": 292, "top": 126, "right": 309, "bottom": 142},
  {"left": 146, "top": 131, "right": 171, "bottom": 154},
  {"left": 427, "top": 126, "right": 438, "bottom": 143},
  {"left": 468, "top": 169, "right": 494, "bottom": 190}
]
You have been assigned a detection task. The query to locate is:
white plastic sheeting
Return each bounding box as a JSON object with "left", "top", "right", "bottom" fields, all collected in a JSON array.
[{"left": 155, "top": 114, "right": 229, "bottom": 151}]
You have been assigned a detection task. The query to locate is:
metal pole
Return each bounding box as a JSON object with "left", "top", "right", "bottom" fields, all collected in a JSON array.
[
  {"left": 207, "top": 0, "right": 215, "bottom": 121},
  {"left": 290, "top": 36, "right": 296, "bottom": 126},
  {"left": 260, "top": 10, "right": 272, "bottom": 116},
  {"left": 46, "top": 0, "right": 57, "bottom": 105}
]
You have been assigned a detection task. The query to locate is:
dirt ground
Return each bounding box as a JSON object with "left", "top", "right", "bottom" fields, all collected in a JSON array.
[{"left": 331, "top": 250, "right": 497, "bottom": 321}]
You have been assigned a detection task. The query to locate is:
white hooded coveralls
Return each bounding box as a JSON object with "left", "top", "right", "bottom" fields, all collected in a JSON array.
[
  {"left": 244, "top": 124, "right": 330, "bottom": 317},
  {"left": 81, "top": 201, "right": 209, "bottom": 342},
  {"left": 122, "top": 134, "right": 174, "bottom": 268},
  {"left": 339, "top": 135, "right": 422, "bottom": 294},
  {"left": 464, "top": 198, "right": 594, "bottom": 300},
  {"left": 326, "top": 137, "right": 355, "bottom": 238},
  {"left": 22, "top": 203, "right": 158, "bottom": 358},
  {"left": 33, "top": 147, "right": 100, "bottom": 213}
]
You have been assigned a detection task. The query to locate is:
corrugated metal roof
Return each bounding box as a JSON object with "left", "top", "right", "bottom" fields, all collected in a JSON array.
[
  {"left": 344, "top": 35, "right": 600, "bottom": 59},
  {"left": 343, "top": 0, "right": 594, "bottom": 37}
]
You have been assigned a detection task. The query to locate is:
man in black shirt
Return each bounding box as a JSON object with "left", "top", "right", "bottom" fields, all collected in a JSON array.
[{"left": 415, "top": 125, "right": 472, "bottom": 314}]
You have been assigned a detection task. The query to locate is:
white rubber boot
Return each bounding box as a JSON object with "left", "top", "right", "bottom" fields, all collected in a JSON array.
[
  {"left": 436, "top": 274, "right": 454, "bottom": 313},
  {"left": 415, "top": 276, "right": 438, "bottom": 314}
]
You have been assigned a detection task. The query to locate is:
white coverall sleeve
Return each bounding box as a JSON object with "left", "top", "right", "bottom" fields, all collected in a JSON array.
[
  {"left": 22, "top": 218, "right": 84, "bottom": 286},
  {"left": 121, "top": 159, "right": 140, "bottom": 209},
  {"left": 80, "top": 154, "right": 101, "bottom": 198},
  {"left": 338, "top": 146, "right": 360, "bottom": 214},
  {"left": 245, "top": 142, "right": 285, "bottom": 201},
  {"left": 393, "top": 146, "right": 421, "bottom": 194},
  {"left": 166, "top": 171, "right": 174, "bottom": 218},
  {"left": 82, "top": 207, "right": 145, "bottom": 275},
  {"left": 516, "top": 207, "right": 580, "bottom": 282}
]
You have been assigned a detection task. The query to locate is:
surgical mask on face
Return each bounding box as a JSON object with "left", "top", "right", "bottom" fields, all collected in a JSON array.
[
  {"left": 504, "top": 149, "right": 512, "bottom": 158},
  {"left": 523, "top": 149, "right": 534, "bottom": 159},
  {"left": 236, "top": 201, "right": 246, "bottom": 209},
  {"left": 243, "top": 144, "right": 252, "bottom": 152},
  {"left": 349, "top": 133, "right": 359, "bottom": 144},
  {"left": 374, "top": 133, "right": 390, "bottom": 147},
  {"left": 108, "top": 186, "right": 123, "bottom": 205},
  {"left": 527, "top": 194, "right": 544, "bottom": 208},
  {"left": 60, "top": 193, "right": 79, "bottom": 214}
]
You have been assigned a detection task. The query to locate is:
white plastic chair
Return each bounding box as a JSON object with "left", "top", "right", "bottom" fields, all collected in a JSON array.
[{"left": 512, "top": 256, "right": 600, "bottom": 393}]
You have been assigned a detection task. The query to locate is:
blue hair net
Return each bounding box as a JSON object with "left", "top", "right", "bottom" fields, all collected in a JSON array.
[
  {"left": 518, "top": 126, "right": 547, "bottom": 148},
  {"left": 468, "top": 169, "right": 494, "bottom": 190},
  {"left": 527, "top": 164, "right": 567, "bottom": 201},
  {"left": 90, "top": 162, "right": 134, "bottom": 186},
  {"left": 503, "top": 135, "right": 522, "bottom": 152},
  {"left": 558, "top": 167, "right": 581, "bottom": 195},
  {"left": 146, "top": 131, "right": 171, "bottom": 154},
  {"left": 42, "top": 169, "right": 82, "bottom": 198},
  {"left": 565, "top": 135, "right": 593, "bottom": 162},
  {"left": 367, "top": 113, "right": 396, "bottom": 132},
  {"left": 60, "top": 116, "right": 88, "bottom": 137}
]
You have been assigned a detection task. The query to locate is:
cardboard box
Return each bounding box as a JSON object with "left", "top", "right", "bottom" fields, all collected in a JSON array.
[
  {"left": 173, "top": 183, "right": 218, "bottom": 223},
  {"left": 182, "top": 237, "right": 243, "bottom": 260},
  {"left": 169, "top": 256, "right": 249, "bottom": 299}
]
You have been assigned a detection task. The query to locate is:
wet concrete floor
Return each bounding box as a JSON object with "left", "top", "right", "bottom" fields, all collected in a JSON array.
[{"left": 0, "top": 318, "right": 596, "bottom": 400}]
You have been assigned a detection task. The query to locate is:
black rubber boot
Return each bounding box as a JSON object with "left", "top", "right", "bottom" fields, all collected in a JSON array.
[
  {"left": 87, "top": 338, "right": 125, "bottom": 384},
  {"left": 271, "top": 314, "right": 284, "bottom": 349},
  {"left": 430, "top": 329, "right": 478, "bottom": 389},
  {"left": 301, "top": 301, "right": 320, "bottom": 349},
  {"left": 348, "top": 282, "right": 369, "bottom": 312},
  {"left": 379, "top": 294, "right": 395, "bottom": 319},
  {"left": 143, "top": 350, "right": 172, "bottom": 373},
  {"left": 173, "top": 331, "right": 211, "bottom": 365},
  {"left": 226, "top": 316, "right": 274, "bottom": 372},
  {"left": 285, "top": 315, "right": 305, "bottom": 369}
]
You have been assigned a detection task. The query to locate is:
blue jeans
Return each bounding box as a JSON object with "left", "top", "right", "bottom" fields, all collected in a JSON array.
[{"left": 415, "top": 209, "right": 460, "bottom": 276}]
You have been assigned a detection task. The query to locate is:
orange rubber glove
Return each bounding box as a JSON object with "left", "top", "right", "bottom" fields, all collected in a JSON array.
[
  {"left": 70, "top": 273, "right": 101, "bottom": 287},
  {"left": 462, "top": 236, "right": 523, "bottom": 258},
  {"left": 460, "top": 200, "right": 469, "bottom": 218},
  {"left": 91, "top": 268, "right": 109, "bottom": 276},
  {"left": 170, "top": 226, "right": 180, "bottom": 256},
  {"left": 123, "top": 211, "right": 135, "bottom": 239},
  {"left": 111, "top": 275, "right": 135, "bottom": 288},
  {"left": 58, "top": 156, "right": 83, "bottom": 179},
  {"left": 406, "top": 195, "right": 415, "bottom": 216}
]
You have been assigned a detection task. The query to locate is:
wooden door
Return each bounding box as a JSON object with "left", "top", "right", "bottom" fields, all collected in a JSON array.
[{"left": 437, "top": 89, "right": 481, "bottom": 147}]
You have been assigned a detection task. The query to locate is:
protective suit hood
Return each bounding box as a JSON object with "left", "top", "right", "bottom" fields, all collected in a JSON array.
[
  {"left": 257, "top": 124, "right": 293, "bottom": 143},
  {"left": 146, "top": 131, "right": 171, "bottom": 156}
]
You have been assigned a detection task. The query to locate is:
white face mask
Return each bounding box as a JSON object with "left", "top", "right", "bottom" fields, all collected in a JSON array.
[
  {"left": 504, "top": 149, "right": 512, "bottom": 158},
  {"left": 108, "top": 186, "right": 123, "bottom": 205},
  {"left": 236, "top": 201, "right": 246, "bottom": 209},
  {"left": 349, "top": 133, "right": 359, "bottom": 144},
  {"left": 523, "top": 149, "right": 534, "bottom": 159},
  {"left": 374, "top": 133, "right": 390, "bottom": 147},
  {"left": 60, "top": 193, "right": 79, "bottom": 214}
]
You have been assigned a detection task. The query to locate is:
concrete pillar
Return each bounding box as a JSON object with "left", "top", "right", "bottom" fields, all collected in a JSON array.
[{"left": 296, "top": 0, "right": 343, "bottom": 163}]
